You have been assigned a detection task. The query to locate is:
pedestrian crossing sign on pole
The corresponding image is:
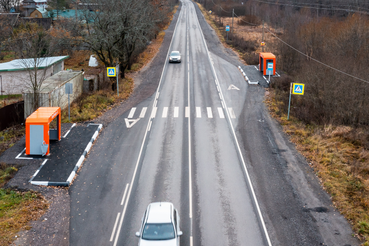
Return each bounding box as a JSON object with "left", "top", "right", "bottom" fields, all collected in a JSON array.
[
  {"left": 107, "top": 67, "right": 116, "bottom": 77},
  {"left": 292, "top": 83, "right": 305, "bottom": 95}
]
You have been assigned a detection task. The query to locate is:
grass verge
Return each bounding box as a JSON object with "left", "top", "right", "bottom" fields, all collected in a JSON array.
[
  {"left": 0, "top": 162, "right": 48, "bottom": 245},
  {"left": 265, "top": 90, "right": 369, "bottom": 243}
]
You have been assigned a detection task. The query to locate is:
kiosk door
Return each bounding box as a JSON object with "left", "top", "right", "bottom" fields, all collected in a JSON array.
[{"left": 29, "top": 125, "right": 44, "bottom": 155}]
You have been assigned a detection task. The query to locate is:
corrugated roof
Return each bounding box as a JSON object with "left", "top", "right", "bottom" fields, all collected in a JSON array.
[{"left": 0, "top": 56, "right": 69, "bottom": 72}]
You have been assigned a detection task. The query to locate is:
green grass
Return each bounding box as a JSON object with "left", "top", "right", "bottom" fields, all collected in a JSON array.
[{"left": 0, "top": 95, "right": 22, "bottom": 100}]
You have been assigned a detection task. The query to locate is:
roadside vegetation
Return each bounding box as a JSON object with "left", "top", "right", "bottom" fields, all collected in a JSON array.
[
  {"left": 197, "top": 0, "right": 369, "bottom": 243},
  {"left": 0, "top": 2, "right": 178, "bottom": 244},
  {"left": 0, "top": 162, "right": 48, "bottom": 245}
]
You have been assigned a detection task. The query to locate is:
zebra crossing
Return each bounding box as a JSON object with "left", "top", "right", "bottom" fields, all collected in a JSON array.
[{"left": 127, "top": 107, "right": 237, "bottom": 119}]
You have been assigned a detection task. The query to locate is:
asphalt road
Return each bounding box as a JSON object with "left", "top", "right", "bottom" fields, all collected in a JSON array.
[{"left": 70, "top": 1, "right": 360, "bottom": 246}]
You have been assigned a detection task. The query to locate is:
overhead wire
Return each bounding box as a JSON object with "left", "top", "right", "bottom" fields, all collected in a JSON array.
[
  {"left": 232, "top": 8, "right": 369, "bottom": 84},
  {"left": 252, "top": 0, "right": 369, "bottom": 15}
]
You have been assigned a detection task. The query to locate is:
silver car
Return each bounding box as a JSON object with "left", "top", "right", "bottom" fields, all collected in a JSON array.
[
  {"left": 136, "top": 202, "right": 182, "bottom": 246},
  {"left": 169, "top": 51, "right": 181, "bottom": 63}
]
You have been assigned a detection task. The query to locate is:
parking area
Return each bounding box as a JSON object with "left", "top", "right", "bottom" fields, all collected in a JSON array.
[{"left": 12, "top": 123, "right": 102, "bottom": 186}]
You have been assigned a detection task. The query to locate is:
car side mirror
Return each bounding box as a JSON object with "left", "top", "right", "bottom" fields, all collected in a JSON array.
[
  {"left": 178, "top": 231, "right": 183, "bottom": 236},
  {"left": 135, "top": 232, "right": 140, "bottom": 237}
]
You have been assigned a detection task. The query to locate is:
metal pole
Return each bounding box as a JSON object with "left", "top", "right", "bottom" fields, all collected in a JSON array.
[
  {"left": 68, "top": 94, "right": 70, "bottom": 122},
  {"left": 287, "top": 83, "right": 292, "bottom": 120},
  {"left": 227, "top": 31, "right": 228, "bottom": 41},
  {"left": 231, "top": 9, "right": 234, "bottom": 34},
  {"left": 262, "top": 20, "right": 264, "bottom": 52},
  {"left": 0, "top": 75, "right": 2, "bottom": 96},
  {"left": 116, "top": 63, "right": 119, "bottom": 96}
]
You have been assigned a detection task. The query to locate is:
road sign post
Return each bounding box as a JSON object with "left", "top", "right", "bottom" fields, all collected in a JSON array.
[
  {"left": 288, "top": 83, "right": 305, "bottom": 120},
  {"left": 65, "top": 83, "right": 73, "bottom": 122},
  {"left": 116, "top": 64, "right": 119, "bottom": 97},
  {"left": 226, "top": 25, "right": 230, "bottom": 41}
]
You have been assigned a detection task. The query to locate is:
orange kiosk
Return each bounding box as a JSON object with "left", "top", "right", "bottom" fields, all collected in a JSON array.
[
  {"left": 259, "top": 52, "right": 276, "bottom": 76},
  {"left": 25, "top": 107, "right": 61, "bottom": 156}
]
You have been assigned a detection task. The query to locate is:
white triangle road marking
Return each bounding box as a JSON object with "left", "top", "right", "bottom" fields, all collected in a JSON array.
[
  {"left": 125, "top": 118, "right": 140, "bottom": 128},
  {"left": 228, "top": 84, "right": 240, "bottom": 90}
]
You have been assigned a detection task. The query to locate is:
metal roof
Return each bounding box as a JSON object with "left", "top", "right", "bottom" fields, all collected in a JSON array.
[{"left": 0, "top": 56, "right": 69, "bottom": 72}]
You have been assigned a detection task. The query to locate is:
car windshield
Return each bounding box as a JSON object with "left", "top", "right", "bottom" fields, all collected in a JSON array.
[
  {"left": 142, "top": 223, "right": 175, "bottom": 240},
  {"left": 171, "top": 51, "right": 180, "bottom": 56}
]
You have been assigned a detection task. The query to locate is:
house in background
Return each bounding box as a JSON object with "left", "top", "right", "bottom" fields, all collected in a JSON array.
[
  {"left": 29, "top": 7, "right": 48, "bottom": 18},
  {"left": 0, "top": 56, "right": 69, "bottom": 95},
  {"left": 22, "top": 0, "right": 37, "bottom": 17}
]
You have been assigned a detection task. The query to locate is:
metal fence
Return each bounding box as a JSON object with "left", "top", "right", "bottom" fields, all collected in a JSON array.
[{"left": 0, "top": 101, "right": 24, "bottom": 131}]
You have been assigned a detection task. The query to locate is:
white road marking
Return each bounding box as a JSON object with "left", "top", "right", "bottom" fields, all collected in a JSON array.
[
  {"left": 228, "top": 107, "right": 236, "bottom": 118},
  {"left": 221, "top": 101, "right": 225, "bottom": 109},
  {"left": 120, "top": 184, "right": 129, "bottom": 205},
  {"left": 148, "top": 120, "right": 152, "bottom": 132},
  {"left": 185, "top": 106, "right": 189, "bottom": 118},
  {"left": 151, "top": 107, "right": 157, "bottom": 118},
  {"left": 218, "top": 107, "right": 225, "bottom": 118},
  {"left": 196, "top": 8, "right": 273, "bottom": 244},
  {"left": 162, "top": 107, "right": 168, "bottom": 118},
  {"left": 207, "top": 107, "right": 213, "bottom": 118},
  {"left": 63, "top": 123, "right": 76, "bottom": 138},
  {"left": 128, "top": 107, "right": 136, "bottom": 118},
  {"left": 174, "top": 107, "right": 179, "bottom": 118},
  {"left": 124, "top": 118, "right": 140, "bottom": 128},
  {"left": 110, "top": 213, "right": 121, "bottom": 242},
  {"left": 228, "top": 84, "right": 240, "bottom": 90},
  {"left": 139, "top": 107, "right": 147, "bottom": 118},
  {"left": 196, "top": 107, "right": 201, "bottom": 118},
  {"left": 113, "top": 5, "right": 183, "bottom": 245}
]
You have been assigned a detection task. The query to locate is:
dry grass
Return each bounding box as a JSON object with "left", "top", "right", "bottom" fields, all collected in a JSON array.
[
  {"left": 0, "top": 125, "right": 25, "bottom": 157},
  {"left": 265, "top": 90, "right": 369, "bottom": 243},
  {"left": 0, "top": 188, "right": 48, "bottom": 245}
]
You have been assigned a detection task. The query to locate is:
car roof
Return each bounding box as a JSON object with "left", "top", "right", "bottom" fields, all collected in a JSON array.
[
  {"left": 146, "top": 202, "right": 173, "bottom": 224},
  {"left": 171, "top": 51, "right": 180, "bottom": 54}
]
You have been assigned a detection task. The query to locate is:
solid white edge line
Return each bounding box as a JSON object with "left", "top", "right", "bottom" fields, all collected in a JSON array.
[
  {"left": 139, "top": 107, "right": 147, "bottom": 118},
  {"left": 128, "top": 107, "right": 136, "bottom": 118},
  {"left": 63, "top": 123, "right": 76, "bottom": 138},
  {"left": 15, "top": 148, "right": 26, "bottom": 159},
  {"left": 113, "top": 5, "right": 184, "bottom": 246},
  {"left": 120, "top": 184, "right": 130, "bottom": 206},
  {"left": 110, "top": 213, "right": 121, "bottom": 242},
  {"left": 187, "top": 2, "right": 193, "bottom": 222},
  {"left": 195, "top": 6, "right": 272, "bottom": 245}
]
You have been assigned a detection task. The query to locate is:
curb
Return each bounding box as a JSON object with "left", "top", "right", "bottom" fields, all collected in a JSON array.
[{"left": 29, "top": 123, "right": 103, "bottom": 187}]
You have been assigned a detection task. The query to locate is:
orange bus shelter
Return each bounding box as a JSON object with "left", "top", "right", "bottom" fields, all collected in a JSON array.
[
  {"left": 25, "top": 107, "right": 61, "bottom": 156},
  {"left": 259, "top": 52, "right": 276, "bottom": 76}
]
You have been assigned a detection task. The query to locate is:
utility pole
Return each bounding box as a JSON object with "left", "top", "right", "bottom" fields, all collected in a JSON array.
[
  {"left": 231, "top": 9, "right": 234, "bottom": 35},
  {"left": 262, "top": 20, "right": 264, "bottom": 52}
]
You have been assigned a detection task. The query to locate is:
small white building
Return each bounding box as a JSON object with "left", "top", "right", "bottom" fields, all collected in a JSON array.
[{"left": 0, "top": 56, "right": 69, "bottom": 95}]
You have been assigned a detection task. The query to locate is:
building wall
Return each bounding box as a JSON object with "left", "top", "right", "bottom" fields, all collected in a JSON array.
[
  {"left": 29, "top": 10, "right": 42, "bottom": 18},
  {"left": 0, "top": 61, "right": 64, "bottom": 95},
  {"left": 23, "top": 71, "right": 84, "bottom": 118}
]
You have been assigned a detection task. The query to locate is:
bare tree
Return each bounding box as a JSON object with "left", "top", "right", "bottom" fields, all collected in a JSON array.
[
  {"left": 7, "top": 22, "right": 61, "bottom": 111},
  {"left": 73, "top": 0, "right": 172, "bottom": 85},
  {"left": 0, "top": 0, "right": 20, "bottom": 12}
]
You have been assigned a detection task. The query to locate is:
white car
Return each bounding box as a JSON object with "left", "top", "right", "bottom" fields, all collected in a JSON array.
[
  {"left": 136, "top": 202, "right": 182, "bottom": 246},
  {"left": 169, "top": 51, "right": 181, "bottom": 63}
]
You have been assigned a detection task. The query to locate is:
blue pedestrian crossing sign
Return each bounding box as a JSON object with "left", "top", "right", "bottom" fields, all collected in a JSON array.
[
  {"left": 107, "top": 67, "right": 116, "bottom": 77},
  {"left": 226, "top": 25, "right": 230, "bottom": 31},
  {"left": 292, "top": 83, "right": 305, "bottom": 95}
]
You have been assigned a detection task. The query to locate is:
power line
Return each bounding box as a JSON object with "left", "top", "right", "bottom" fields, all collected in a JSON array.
[
  {"left": 210, "top": 0, "right": 232, "bottom": 14},
  {"left": 232, "top": 12, "right": 369, "bottom": 84},
  {"left": 252, "top": 0, "right": 369, "bottom": 15}
]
